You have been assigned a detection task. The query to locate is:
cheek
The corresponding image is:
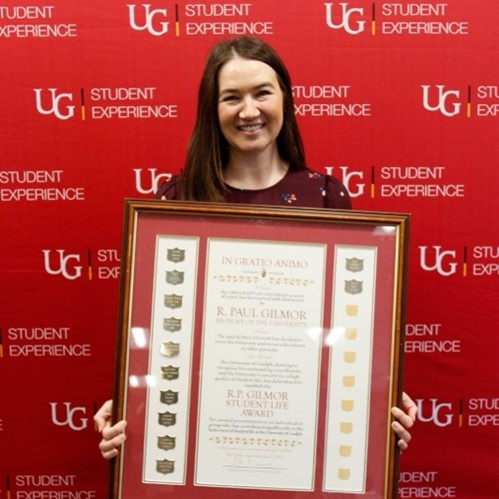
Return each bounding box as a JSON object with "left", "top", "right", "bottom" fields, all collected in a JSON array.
[
  {"left": 271, "top": 98, "right": 285, "bottom": 125},
  {"left": 217, "top": 108, "right": 233, "bottom": 141},
  {"left": 272, "top": 106, "right": 285, "bottom": 129},
  {"left": 278, "top": 108, "right": 285, "bottom": 125},
  {"left": 217, "top": 106, "right": 232, "bottom": 127}
]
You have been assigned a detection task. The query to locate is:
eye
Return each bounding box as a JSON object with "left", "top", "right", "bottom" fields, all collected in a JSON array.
[
  {"left": 220, "top": 94, "right": 239, "bottom": 103},
  {"left": 257, "top": 89, "right": 272, "bottom": 97}
]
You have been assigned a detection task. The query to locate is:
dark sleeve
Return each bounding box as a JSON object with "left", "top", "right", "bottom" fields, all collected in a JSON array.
[
  {"left": 324, "top": 175, "right": 352, "bottom": 209},
  {"left": 155, "top": 175, "right": 181, "bottom": 200}
]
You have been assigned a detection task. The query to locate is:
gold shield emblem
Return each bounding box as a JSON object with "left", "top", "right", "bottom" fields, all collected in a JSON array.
[
  {"left": 345, "top": 327, "right": 357, "bottom": 339},
  {"left": 339, "top": 445, "right": 352, "bottom": 457},
  {"left": 163, "top": 317, "right": 182, "bottom": 332},
  {"left": 161, "top": 365, "right": 179, "bottom": 380},
  {"left": 167, "top": 248, "right": 185, "bottom": 263},
  {"left": 341, "top": 399, "right": 354, "bottom": 411},
  {"left": 346, "top": 304, "right": 358, "bottom": 317},
  {"left": 157, "top": 434, "right": 176, "bottom": 451},
  {"left": 158, "top": 411, "right": 177, "bottom": 427},
  {"left": 164, "top": 294, "right": 183, "bottom": 309},
  {"left": 156, "top": 459, "right": 175, "bottom": 475},
  {"left": 338, "top": 468, "right": 351, "bottom": 480},
  {"left": 340, "top": 422, "right": 353, "bottom": 434},
  {"left": 166, "top": 270, "right": 184, "bottom": 285},
  {"left": 160, "top": 390, "right": 179, "bottom": 405},
  {"left": 345, "top": 257, "right": 364, "bottom": 273},
  {"left": 342, "top": 375, "right": 355, "bottom": 387},
  {"left": 161, "top": 341, "right": 180, "bottom": 357},
  {"left": 343, "top": 351, "right": 356, "bottom": 363},
  {"left": 345, "top": 279, "right": 363, "bottom": 295}
]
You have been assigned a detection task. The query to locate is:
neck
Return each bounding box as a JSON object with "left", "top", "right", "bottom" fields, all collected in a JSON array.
[{"left": 224, "top": 150, "right": 288, "bottom": 190}]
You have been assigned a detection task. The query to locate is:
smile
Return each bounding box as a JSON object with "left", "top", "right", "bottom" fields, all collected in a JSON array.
[{"left": 238, "top": 123, "right": 265, "bottom": 132}]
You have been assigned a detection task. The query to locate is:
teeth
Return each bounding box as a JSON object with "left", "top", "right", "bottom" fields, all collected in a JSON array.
[{"left": 240, "top": 124, "right": 263, "bottom": 131}]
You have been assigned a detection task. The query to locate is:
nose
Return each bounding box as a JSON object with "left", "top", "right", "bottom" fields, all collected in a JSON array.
[{"left": 239, "top": 96, "right": 260, "bottom": 119}]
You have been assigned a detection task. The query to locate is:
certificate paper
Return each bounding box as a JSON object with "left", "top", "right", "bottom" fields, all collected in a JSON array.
[{"left": 195, "top": 239, "right": 326, "bottom": 490}]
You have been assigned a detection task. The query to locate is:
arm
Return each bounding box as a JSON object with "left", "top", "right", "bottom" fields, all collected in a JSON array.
[
  {"left": 94, "top": 400, "right": 127, "bottom": 460},
  {"left": 324, "top": 174, "right": 352, "bottom": 209},
  {"left": 391, "top": 391, "right": 417, "bottom": 451},
  {"left": 94, "top": 394, "right": 416, "bottom": 459},
  {"left": 155, "top": 174, "right": 181, "bottom": 200}
]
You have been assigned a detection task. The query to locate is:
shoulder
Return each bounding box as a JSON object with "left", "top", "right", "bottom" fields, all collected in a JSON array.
[
  {"left": 286, "top": 168, "right": 352, "bottom": 209},
  {"left": 155, "top": 175, "right": 181, "bottom": 200},
  {"left": 324, "top": 173, "right": 352, "bottom": 209}
]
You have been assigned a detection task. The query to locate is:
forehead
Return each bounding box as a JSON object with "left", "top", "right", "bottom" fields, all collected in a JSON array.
[{"left": 218, "top": 56, "right": 279, "bottom": 92}]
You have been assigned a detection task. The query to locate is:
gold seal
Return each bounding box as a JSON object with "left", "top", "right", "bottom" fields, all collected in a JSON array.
[
  {"left": 339, "top": 445, "right": 352, "bottom": 457},
  {"left": 340, "top": 422, "right": 353, "bottom": 434},
  {"left": 338, "top": 468, "right": 351, "bottom": 480},
  {"left": 345, "top": 328, "right": 357, "bottom": 340},
  {"left": 341, "top": 400, "right": 354, "bottom": 411},
  {"left": 345, "top": 279, "right": 363, "bottom": 295},
  {"left": 158, "top": 411, "right": 177, "bottom": 427},
  {"left": 166, "top": 270, "right": 184, "bottom": 285},
  {"left": 157, "top": 434, "right": 176, "bottom": 451},
  {"left": 156, "top": 458, "right": 175, "bottom": 475},
  {"left": 161, "top": 365, "right": 179, "bottom": 380},
  {"left": 164, "top": 294, "right": 183, "bottom": 309},
  {"left": 167, "top": 248, "right": 185, "bottom": 263},
  {"left": 161, "top": 341, "right": 180, "bottom": 357},
  {"left": 163, "top": 317, "right": 182, "bottom": 333},
  {"left": 345, "top": 257, "right": 364, "bottom": 273},
  {"left": 343, "top": 351, "right": 356, "bottom": 363},
  {"left": 346, "top": 305, "right": 358, "bottom": 317},
  {"left": 160, "top": 390, "right": 179, "bottom": 405},
  {"left": 342, "top": 375, "right": 355, "bottom": 387}
]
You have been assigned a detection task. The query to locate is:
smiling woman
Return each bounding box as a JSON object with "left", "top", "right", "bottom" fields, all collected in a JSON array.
[
  {"left": 173, "top": 35, "right": 312, "bottom": 202},
  {"left": 153, "top": 36, "right": 351, "bottom": 208},
  {"left": 94, "top": 36, "right": 417, "bottom": 462}
]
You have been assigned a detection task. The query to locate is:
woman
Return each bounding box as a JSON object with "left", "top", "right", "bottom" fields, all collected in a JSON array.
[
  {"left": 95, "top": 36, "right": 416, "bottom": 459},
  {"left": 157, "top": 35, "right": 351, "bottom": 208}
]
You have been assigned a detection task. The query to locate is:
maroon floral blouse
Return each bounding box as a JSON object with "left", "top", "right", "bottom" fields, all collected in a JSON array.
[{"left": 155, "top": 168, "right": 352, "bottom": 210}]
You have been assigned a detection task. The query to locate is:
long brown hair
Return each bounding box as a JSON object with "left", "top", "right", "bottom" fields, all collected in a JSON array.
[{"left": 181, "top": 36, "right": 307, "bottom": 201}]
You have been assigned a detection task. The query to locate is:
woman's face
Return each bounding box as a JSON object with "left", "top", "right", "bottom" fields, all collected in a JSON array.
[{"left": 217, "top": 56, "right": 284, "bottom": 159}]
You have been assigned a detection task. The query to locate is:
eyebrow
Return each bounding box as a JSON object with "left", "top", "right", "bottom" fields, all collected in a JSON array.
[{"left": 219, "top": 81, "right": 276, "bottom": 95}]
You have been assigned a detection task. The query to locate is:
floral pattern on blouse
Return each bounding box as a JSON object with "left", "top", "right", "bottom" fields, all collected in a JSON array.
[
  {"left": 281, "top": 193, "right": 298, "bottom": 204},
  {"left": 156, "top": 168, "right": 351, "bottom": 210}
]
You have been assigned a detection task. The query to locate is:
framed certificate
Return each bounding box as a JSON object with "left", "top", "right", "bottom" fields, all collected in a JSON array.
[{"left": 110, "top": 199, "right": 409, "bottom": 498}]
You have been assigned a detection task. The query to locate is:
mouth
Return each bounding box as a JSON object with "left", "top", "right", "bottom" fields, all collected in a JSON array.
[{"left": 237, "top": 123, "right": 265, "bottom": 132}]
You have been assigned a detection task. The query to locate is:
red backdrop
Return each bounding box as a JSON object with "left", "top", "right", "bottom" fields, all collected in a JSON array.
[{"left": 1, "top": 1, "right": 498, "bottom": 497}]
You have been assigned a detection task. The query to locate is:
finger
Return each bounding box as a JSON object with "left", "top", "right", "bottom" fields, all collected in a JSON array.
[
  {"left": 391, "top": 421, "right": 412, "bottom": 447},
  {"left": 102, "top": 420, "right": 127, "bottom": 440},
  {"left": 101, "top": 448, "right": 119, "bottom": 460},
  {"left": 397, "top": 438, "right": 409, "bottom": 451},
  {"left": 93, "top": 400, "right": 113, "bottom": 432},
  {"left": 401, "top": 392, "right": 418, "bottom": 421},
  {"left": 391, "top": 406, "right": 415, "bottom": 429},
  {"left": 93, "top": 413, "right": 109, "bottom": 433},
  {"left": 99, "top": 432, "right": 126, "bottom": 451},
  {"left": 93, "top": 416, "right": 103, "bottom": 432},
  {"left": 98, "top": 432, "right": 127, "bottom": 460}
]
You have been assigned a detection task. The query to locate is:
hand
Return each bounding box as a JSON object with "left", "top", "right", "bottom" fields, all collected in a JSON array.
[
  {"left": 94, "top": 400, "right": 127, "bottom": 460},
  {"left": 391, "top": 391, "right": 417, "bottom": 451}
]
